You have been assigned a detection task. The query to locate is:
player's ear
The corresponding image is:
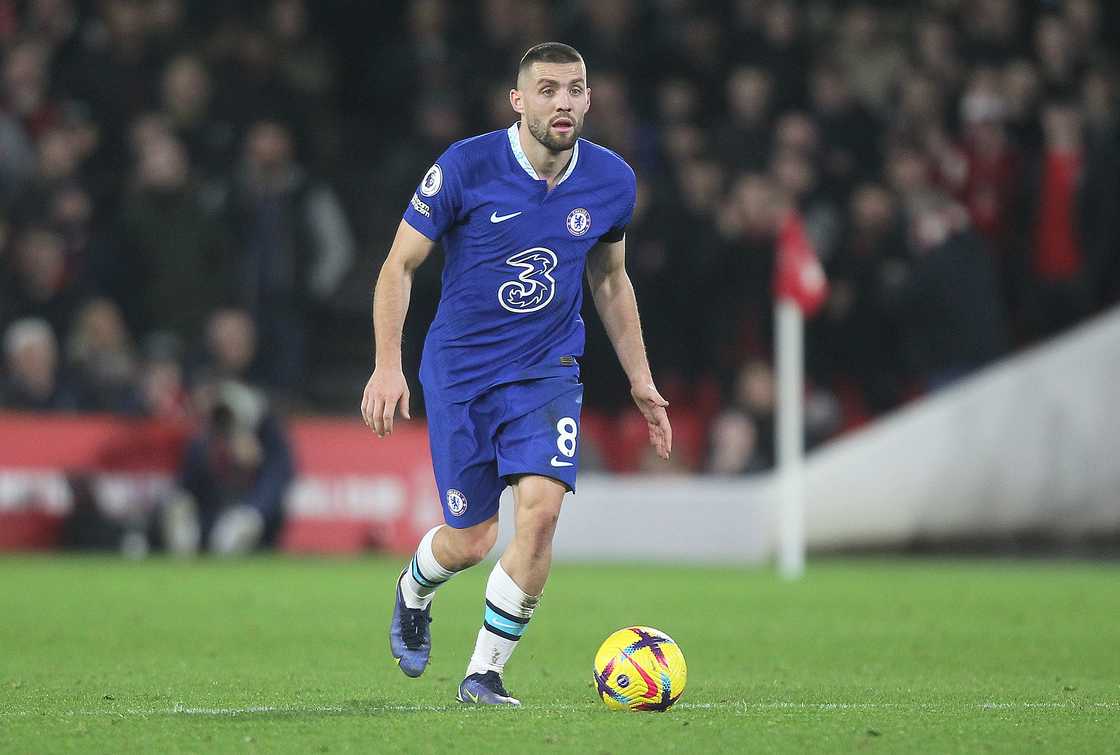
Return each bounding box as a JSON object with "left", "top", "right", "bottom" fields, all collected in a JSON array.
[
  {"left": 585, "top": 86, "right": 591, "bottom": 113},
  {"left": 510, "top": 88, "right": 524, "bottom": 115}
]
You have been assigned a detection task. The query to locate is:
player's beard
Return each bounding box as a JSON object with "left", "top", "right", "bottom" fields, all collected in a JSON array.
[{"left": 527, "top": 113, "right": 582, "bottom": 153}]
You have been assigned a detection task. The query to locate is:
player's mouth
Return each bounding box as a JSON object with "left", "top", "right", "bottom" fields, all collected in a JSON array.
[{"left": 551, "top": 117, "right": 574, "bottom": 133}]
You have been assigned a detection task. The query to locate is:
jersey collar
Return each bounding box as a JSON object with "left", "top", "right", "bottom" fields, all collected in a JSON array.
[{"left": 507, "top": 123, "right": 580, "bottom": 187}]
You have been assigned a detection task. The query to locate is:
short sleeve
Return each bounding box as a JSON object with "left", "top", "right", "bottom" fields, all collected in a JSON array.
[
  {"left": 600, "top": 165, "right": 637, "bottom": 243},
  {"left": 402, "top": 149, "right": 464, "bottom": 241}
]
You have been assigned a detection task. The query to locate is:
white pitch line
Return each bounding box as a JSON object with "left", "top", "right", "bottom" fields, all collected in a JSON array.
[{"left": 2, "top": 701, "right": 1118, "bottom": 718}]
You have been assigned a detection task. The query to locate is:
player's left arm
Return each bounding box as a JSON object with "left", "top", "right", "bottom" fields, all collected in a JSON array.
[{"left": 586, "top": 237, "right": 672, "bottom": 460}]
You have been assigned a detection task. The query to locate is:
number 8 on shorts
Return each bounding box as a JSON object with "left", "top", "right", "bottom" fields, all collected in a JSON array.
[{"left": 556, "top": 417, "right": 578, "bottom": 459}]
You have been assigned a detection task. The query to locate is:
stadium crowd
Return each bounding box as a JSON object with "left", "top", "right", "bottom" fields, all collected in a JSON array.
[{"left": 1, "top": 0, "right": 1118, "bottom": 474}]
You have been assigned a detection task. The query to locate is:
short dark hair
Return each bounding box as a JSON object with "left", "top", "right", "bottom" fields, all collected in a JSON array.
[{"left": 518, "top": 42, "right": 584, "bottom": 81}]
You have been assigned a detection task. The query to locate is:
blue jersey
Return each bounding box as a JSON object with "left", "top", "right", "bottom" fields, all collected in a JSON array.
[{"left": 402, "top": 124, "right": 637, "bottom": 402}]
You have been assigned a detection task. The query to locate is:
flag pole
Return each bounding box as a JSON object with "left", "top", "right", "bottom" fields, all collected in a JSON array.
[
  {"left": 775, "top": 298, "right": 806, "bottom": 579},
  {"left": 771, "top": 206, "right": 824, "bottom": 579}
]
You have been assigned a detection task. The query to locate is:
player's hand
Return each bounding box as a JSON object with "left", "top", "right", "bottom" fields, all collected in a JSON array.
[
  {"left": 630, "top": 382, "right": 672, "bottom": 461},
  {"left": 361, "top": 367, "right": 411, "bottom": 438}
]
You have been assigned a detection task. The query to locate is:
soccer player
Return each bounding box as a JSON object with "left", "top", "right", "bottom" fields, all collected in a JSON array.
[{"left": 361, "top": 42, "right": 672, "bottom": 706}]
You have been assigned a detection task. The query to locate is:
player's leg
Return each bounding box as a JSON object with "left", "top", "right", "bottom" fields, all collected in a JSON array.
[
  {"left": 392, "top": 516, "right": 497, "bottom": 678},
  {"left": 458, "top": 378, "right": 581, "bottom": 705},
  {"left": 399, "top": 517, "right": 498, "bottom": 608},
  {"left": 391, "top": 390, "right": 503, "bottom": 677},
  {"left": 495, "top": 474, "right": 565, "bottom": 595},
  {"left": 458, "top": 475, "right": 565, "bottom": 706}
]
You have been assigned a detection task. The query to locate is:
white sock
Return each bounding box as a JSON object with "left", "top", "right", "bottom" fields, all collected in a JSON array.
[
  {"left": 400, "top": 526, "right": 456, "bottom": 609},
  {"left": 466, "top": 560, "right": 539, "bottom": 677}
]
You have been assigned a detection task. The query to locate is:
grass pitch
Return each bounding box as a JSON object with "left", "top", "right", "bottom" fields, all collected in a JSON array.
[{"left": 1, "top": 556, "right": 1117, "bottom": 754}]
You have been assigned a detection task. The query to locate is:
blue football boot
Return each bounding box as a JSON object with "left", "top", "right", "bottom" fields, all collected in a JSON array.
[
  {"left": 389, "top": 572, "right": 432, "bottom": 677},
  {"left": 456, "top": 671, "right": 521, "bottom": 706}
]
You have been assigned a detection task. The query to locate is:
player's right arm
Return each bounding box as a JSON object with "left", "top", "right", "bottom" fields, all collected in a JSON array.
[{"left": 361, "top": 219, "right": 435, "bottom": 437}]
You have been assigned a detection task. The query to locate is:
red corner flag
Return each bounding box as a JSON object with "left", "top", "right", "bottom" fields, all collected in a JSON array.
[{"left": 773, "top": 209, "right": 828, "bottom": 317}]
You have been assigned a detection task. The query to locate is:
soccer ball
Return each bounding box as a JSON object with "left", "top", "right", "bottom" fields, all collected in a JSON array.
[{"left": 593, "top": 626, "right": 687, "bottom": 711}]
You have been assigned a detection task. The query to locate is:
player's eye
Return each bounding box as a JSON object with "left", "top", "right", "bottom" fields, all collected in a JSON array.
[
  {"left": 540, "top": 88, "right": 553, "bottom": 97},
  {"left": 570, "top": 87, "right": 583, "bottom": 96}
]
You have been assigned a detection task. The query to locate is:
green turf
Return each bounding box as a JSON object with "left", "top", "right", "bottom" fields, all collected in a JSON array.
[{"left": 1, "top": 556, "right": 1118, "bottom": 754}]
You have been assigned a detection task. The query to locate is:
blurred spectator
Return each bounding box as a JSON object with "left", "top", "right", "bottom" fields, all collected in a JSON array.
[
  {"left": 570, "top": 0, "right": 639, "bottom": 75},
  {"left": 49, "top": 184, "right": 109, "bottom": 296},
  {"left": 22, "top": 0, "right": 81, "bottom": 57},
  {"left": 224, "top": 120, "right": 354, "bottom": 394},
  {"left": 3, "top": 38, "right": 59, "bottom": 139},
  {"left": 208, "top": 23, "right": 304, "bottom": 136},
  {"left": 809, "top": 60, "right": 882, "bottom": 198},
  {"left": 160, "top": 379, "right": 294, "bottom": 555},
  {"left": 885, "top": 140, "right": 934, "bottom": 200},
  {"left": 145, "top": 0, "right": 188, "bottom": 57},
  {"left": 716, "top": 66, "right": 773, "bottom": 172},
  {"left": 962, "top": 0, "right": 1023, "bottom": 65},
  {"left": 137, "top": 332, "right": 189, "bottom": 420},
  {"left": 1034, "top": 14, "right": 1078, "bottom": 91},
  {"left": 1019, "top": 100, "right": 1092, "bottom": 340},
  {"left": 0, "top": 39, "right": 55, "bottom": 206},
  {"left": 1, "top": 317, "right": 81, "bottom": 410},
  {"left": 833, "top": 3, "right": 904, "bottom": 110},
  {"left": 203, "top": 308, "right": 259, "bottom": 385},
  {"left": 1064, "top": 0, "right": 1102, "bottom": 54},
  {"left": 942, "top": 75, "right": 1020, "bottom": 253},
  {"left": 934, "top": 73, "right": 1023, "bottom": 317},
  {"left": 912, "top": 13, "right": 964, "bottom": 90},
  {"left": 580, "top": 71, "right": 642, "bottom": 165},
  {"left": 1002, "top": 59, "right": 1043, "bottom": 150},
  {"left": 889, "top": 192, "right": 1007, "bottom": 388},
  {"left": 65, "top": 297, "right": 140, "bottom": 413},
  {"left": 66, "top": 0, "right": 160, "bottom": 140},
  {"left": 656, "top": 76, "right": 701, "bottom": 128},
  {"left": 707, "top": 410, "right": 762, "bottom": 475},
  {"left": 814, "top": 183, "right": 907, "bottom": 412},
  {"left": 747, "top": 0, "right": 808, "bottom": 113},
  {"left": 770, "top": 116, "right": 841, "bottom": 261},
  {"left": 160, "top": 54, "right": 235, "bottom": 179},
  {"left": 117, "top": 129, "right": 231, "bottom": 345},
  {"left": 706, "top": 359, "right": 777, "bottom": 474},
  {"left": 269, "top": 0, "right": 336, "bottom": 106},
  {"left": 714, "top": 173, "right": 780, "bottom": 373},
  {"left": 894, "top": 71, "right": 947, "bottom": 142},
  {"left": 2, "top": 224, "right": 85, "bottom": 340}
]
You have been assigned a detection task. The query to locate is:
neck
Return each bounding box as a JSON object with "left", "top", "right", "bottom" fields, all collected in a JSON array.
[{"left": 518, "top": 121, "right": 574, "bottom": 186}]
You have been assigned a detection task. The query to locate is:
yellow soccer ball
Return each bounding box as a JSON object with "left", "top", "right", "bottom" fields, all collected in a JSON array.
[{"left": 593, "top": 626, "right": 687, "bottom": 711}]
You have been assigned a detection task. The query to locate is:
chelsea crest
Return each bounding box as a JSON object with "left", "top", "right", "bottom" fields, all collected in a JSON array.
[
  {"left": 566, "top": 207, "right": 591, "bottom": 236},
  {"left": 446, "top": 488, "right": 468, "bottom": 516}
]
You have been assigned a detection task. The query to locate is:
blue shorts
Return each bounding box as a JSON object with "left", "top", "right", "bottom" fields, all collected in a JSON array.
[{"left": 423, "top": 376, "right": 583, "bottom": 528}]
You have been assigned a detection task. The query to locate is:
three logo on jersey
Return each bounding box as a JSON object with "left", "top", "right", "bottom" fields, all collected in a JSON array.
[{"left": 418, "top": 163, "right": 593, "bottom": 317}]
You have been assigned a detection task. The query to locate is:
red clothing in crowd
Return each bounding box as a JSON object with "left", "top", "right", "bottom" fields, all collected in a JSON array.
[
  {"left": 962, "top": 145, "right": 1019, "bottom": 253},
  {"left": 1033, "top": 150, "right": 1083, "bottom": 281}
]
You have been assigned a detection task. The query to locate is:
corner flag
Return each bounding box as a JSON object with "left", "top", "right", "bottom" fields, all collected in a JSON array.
[{"left": 772, "top": 208, "right": 827, "bottom": 579}]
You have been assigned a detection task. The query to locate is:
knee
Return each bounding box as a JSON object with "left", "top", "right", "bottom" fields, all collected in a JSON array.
[
  {"left": 517, "top": 497, "right": 562, "bottom": 541},
  {"left": 442, "top": 518, "right": 498, "bottom": 568}
]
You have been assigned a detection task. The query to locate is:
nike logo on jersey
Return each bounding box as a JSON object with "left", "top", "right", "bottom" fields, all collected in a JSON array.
[
  {"left": 550, "top": 456, "right": 574, "bottom": 467},
  {"left": 490, "top": 211, "right": 523, "bottom": 223}
]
